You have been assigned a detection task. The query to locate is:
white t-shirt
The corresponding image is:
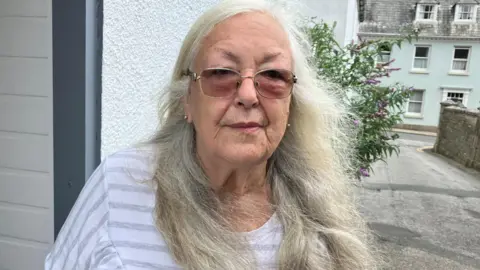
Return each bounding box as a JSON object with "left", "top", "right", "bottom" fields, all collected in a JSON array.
[{"left": 44, "top": 146, "right": 283, "bottom": 269}]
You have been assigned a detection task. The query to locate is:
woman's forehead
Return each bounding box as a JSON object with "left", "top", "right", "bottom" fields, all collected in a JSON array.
[{"left": 197, "top": 12, "right": 292, "bottom": 66}]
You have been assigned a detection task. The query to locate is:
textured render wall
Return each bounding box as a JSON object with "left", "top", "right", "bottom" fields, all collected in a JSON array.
[
  {"left": 101, "top": 0, "right": 356, "bottom": 158},
  {"left": 435, "top": 104, "right": 480, "bottom": 171},
  {"left": 101, "top": 0, "right": 220, "bottom": 158}
]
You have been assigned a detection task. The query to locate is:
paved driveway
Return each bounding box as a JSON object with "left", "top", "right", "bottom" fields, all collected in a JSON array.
[{"left": 356, "top": 134, "right": 480, "bottom": 269}]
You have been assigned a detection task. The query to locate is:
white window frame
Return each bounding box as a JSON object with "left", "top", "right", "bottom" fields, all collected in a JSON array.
[
  {"left": 412, "top": 45, "right": 431, "bottom": 72},
  {"left": 375, "top": 44, "right": 392, "bottom": 69},
  {"left": 405, "top": 89, "right": 425, "bottom": 117},
  {"left": 441, "top": 89, "right": 470, "bottom": 107},
  {"left": 415, "top": 4, "right": 438, "bottom": 22},
  {"left": 377, "top": 50, "right": 391, "bottom": 65},
  {"left": 450, "top": 46, "right": 471, "bottom": 74},
  {"left": 454, "top": 4, "right": 478, "bottom": 22}
]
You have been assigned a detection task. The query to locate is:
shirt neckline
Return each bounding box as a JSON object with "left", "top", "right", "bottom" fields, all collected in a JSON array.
[{"left": 241, "top": 212, "right": 279, "bottom": 237}]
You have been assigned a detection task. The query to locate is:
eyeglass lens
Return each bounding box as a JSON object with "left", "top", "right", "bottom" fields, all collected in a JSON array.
[{"left": 199, "top": 68, "right": 294, "bottom": 98}]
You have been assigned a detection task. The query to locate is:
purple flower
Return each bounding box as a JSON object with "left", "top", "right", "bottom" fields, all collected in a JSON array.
[
  {"left": 353, "top": 119, "right": 360, "bottom": 126},
  {"left": 360, "top": 168, "right": 370, "bottom": 177},
  {"left": 365, "top": 79, "right": 381, "bottom": 85},
  {"left": 377, "top": 100, "right": 388, "bottom": 109},
  {"left": 409, "top": 87, "right": 414, "bottom": 91},
  {"left": 383, "top": 58, "right": 396, "bottom": 66}
]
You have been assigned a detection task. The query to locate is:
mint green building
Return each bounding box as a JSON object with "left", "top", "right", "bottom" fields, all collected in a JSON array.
[{"left": 359, "top": 0, "right": 480, "bottom": 131}]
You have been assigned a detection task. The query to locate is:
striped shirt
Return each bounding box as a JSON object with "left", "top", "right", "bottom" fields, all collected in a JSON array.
[{"left": 44, "top": 146, "right": 283, "bottom": 269}]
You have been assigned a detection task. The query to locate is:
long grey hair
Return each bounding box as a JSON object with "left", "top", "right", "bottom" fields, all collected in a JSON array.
[{"left": 149, "top": 0, "right": 377, "bottom": 269}]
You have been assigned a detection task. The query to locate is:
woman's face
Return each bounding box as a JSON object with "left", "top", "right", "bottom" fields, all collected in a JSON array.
[{"left": 185, "top": 12, "right": 293, "bottom": 166}]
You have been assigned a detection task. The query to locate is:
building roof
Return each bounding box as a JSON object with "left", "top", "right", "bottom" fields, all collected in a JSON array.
[{"left": 358, "top": 0, "right": 480, "bottom": 38}]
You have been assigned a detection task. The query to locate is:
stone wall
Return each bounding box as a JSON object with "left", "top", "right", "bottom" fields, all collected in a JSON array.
[{"left": 434, "top": 101, "right": 480, "bottom": 171}]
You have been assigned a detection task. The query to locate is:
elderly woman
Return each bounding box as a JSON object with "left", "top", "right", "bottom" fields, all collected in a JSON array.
[{"left": 45, "top": 0, "right": 375, "bottom": 269}]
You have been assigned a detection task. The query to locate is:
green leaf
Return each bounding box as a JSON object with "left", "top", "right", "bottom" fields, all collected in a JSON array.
[{"left": 307, "top": 19, "right": 413, "bottom": 179}]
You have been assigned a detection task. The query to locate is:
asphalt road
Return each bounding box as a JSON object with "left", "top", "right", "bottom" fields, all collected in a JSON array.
[{"left": 356, "top": 135, "right": 480, "bottom": 270}]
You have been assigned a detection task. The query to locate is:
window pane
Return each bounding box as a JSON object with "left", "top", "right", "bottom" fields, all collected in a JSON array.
[
  {"left": 446, "top": 92, "right": 464, "bottom": 103},
  {"left": 415, "top": 47, "right": 429, "bottom": 57},
  {"left": 377, "top": 52, "right": 390, "bottom": 63},
  {"left": 422, "top": 11, "right": 433, "bottom": 19},
  {"left": 421, "top": 5, "right": 434, "bottom": 19},
  {"left": 408, "top": 91, "right": 423, "bottom": 113},
  {"left": 460, "top": 5, "right": 472, "bottom": 13},
  {"left": 414, "top": 58, "right": 428, "bottom": 69},
  {"left": 408, "top": 102, "right": 422, "bottom": 113},
  {"left": 447, "top": 92, "right": 464, "bottom": 99},
  {"left": 452, "top": 60, "right": 467, "bottom": 70},
  {"left": 411, "top": 91, "right": 423, "bottom": 102},
  {"left": 460, "top": 11, "right": 473, "bottom": 20},
  {"left": 424, "top": 5, "right": 433, "bottom": 12},
  {"left": 454, "top": 49, "right": 469, "bottom": 59},
  {"left": 379, "top": 44, "right": 391, "bottom": 51}
]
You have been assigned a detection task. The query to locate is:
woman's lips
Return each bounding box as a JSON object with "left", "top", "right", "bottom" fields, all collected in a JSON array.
[{"left": 227, "top": 122, "right": 262, "bottom": 133}]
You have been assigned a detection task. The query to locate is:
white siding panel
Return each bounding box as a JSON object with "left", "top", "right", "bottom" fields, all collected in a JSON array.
[
  {"left": 0, "top": 168, "right": 51, "bottom": 208},
  {"left": 0, "top": 131, "right": 49, "bottom": 172},
  {"left": 0, "top": 17, "right": 49, "bottom": 57},
  {"left": 0, "top": 0, "right": 53, "bottom": 268},
  {"left": 0, "top": 0, "right": 48, "bottom": 17},
  {"left": 0, "top": 57, "right": 50, "bottom": 96},
  {"left": 0, "top": 237, "right": 49, "bottom": 270},
  {"left": 0, "top": 204, "right": 51, "bottom": 243},
  {"left": 0, "top": 95, "right": 49, "bottom": 134}
]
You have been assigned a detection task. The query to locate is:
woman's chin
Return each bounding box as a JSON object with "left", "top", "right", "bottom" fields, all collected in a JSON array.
[{"left": 219, "top": 145, "right": 270, "bottom": 166}]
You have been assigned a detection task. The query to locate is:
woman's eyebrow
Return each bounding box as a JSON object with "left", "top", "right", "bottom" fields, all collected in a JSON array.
[
  {"left": 212, "top": 48, "right": 284, "bottom": 64},
  {"left": 261, "top": 51, "right": 282, "bottom": 63},
  {"left": 214, "top": 48, "right": 241, "bottom": 63}
]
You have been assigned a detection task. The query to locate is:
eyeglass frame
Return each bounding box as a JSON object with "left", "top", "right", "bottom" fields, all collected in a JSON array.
[{"left": 183, "top": 67, "right": 298, "bottom": 99}]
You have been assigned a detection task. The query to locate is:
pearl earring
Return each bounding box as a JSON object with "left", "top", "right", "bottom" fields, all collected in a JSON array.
[
  {"left": 184, "top": 115, "right": 187, "bottom": 120},
  {"left": 287, "top": 123, "right": 291, "bottom": 127}
]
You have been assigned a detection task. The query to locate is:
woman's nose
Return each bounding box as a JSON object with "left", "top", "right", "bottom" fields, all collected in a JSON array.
[{"left": 234, "top": 76, "right": 259, "bottom": 109}]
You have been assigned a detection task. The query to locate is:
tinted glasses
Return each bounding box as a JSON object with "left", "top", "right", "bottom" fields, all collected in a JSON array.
[{"left": 186, "top": 68, "right": 297, "bottom": 99}]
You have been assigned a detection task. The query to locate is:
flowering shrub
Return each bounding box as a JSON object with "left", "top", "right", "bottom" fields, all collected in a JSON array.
[{"left": 307, "top": 21, "right": 417, "bottom": 179}]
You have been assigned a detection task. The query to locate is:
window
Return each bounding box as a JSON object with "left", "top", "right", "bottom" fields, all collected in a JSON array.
[
  {"left": 376, "top": 44, "right": 391, "bottom": 64},
  {"left": 377, "top": 51, "right": 391, "bottom": 64},
  {"left": 406, "top": 90, "right": 424, "bottom": 115},
  {"left": 413, "top": 46, "right": 430, "bottom": 70},
  {"left": 442, "top": 89, "right": 470, "bottom": 106},
  {"left": 455, "top": 4, "right": 477, "bottom": 22},
  {"left": 358, "top": 0, "right": 366, "bottom": 22},
  {"left": 416, "top": 4, "right": 437, "bottom": 21},
  {"left": 447, "top": 92, "right": 465, "bottom": 103},
  {"left": 451, "top": 47, "right": 470, "bottom": 72}
]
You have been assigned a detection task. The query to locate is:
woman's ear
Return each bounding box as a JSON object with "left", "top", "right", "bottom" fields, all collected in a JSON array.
[{"left": 182, "top": 94, "right": 192, "bottom": 123}]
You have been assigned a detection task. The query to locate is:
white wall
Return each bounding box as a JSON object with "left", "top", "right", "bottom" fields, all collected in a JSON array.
[
  {"left": 303, "top": 0, "right": 356, "bottom": 47},
  {"left": 101, "top": 0, "right": 358, "bottom": 158},
  {"left": 102, "top": 0, "right": 219, "bottom": 157}
]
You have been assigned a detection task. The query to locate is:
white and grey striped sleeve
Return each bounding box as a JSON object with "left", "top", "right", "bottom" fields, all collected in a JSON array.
[{"left": 44, "top": 160, "right": 124, "bottom": 270}]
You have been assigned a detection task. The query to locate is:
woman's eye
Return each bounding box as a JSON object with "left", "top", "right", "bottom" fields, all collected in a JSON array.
[
  {"left": 211, "top": 69, "right": 233, "bottom": 76},
  {"left": 263, "top": 70, "right": 285, "bottom": 80}
]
